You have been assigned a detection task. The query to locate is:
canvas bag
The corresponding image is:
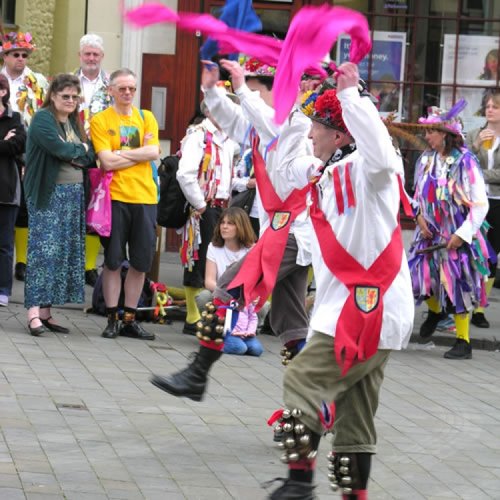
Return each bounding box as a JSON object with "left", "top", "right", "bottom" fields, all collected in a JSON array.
[{"left": 86, "top": 169, "right": 113, "bottom": 236}]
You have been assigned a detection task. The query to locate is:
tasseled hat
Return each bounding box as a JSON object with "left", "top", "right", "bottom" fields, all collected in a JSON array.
[
  {"left": 384, "top": 99, "right": 467, "bottom": 149},
  {"left": 417, "top": 100, "right": 466, "bottom": 136}
]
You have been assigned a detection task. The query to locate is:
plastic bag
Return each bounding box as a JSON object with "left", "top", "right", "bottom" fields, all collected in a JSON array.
[{"left": 86, "top": 169, "right": 113, "bottom": 237}]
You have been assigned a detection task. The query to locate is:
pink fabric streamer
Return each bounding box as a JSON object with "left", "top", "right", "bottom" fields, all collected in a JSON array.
[
  {"left": 125, "top": 3, "right": 371, "bottom": 124},
  {"left": 273, "top": 5, "right": 371, "bottom": 123}
]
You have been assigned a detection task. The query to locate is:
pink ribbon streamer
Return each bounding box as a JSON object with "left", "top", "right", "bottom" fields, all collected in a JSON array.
[
  {"left": 124, "top": 3, "right": 371, "bottom": 124},
  {"left": 272, "top": 5, "right": 371, "bottom": 123}
]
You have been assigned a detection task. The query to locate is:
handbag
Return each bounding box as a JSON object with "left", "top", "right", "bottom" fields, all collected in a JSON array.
[
  {"left": 86, "top": 169, "right": 113, "bottom": 237},
  {"left": 229, "top": 188, "right": 256, "bottom": 215}
]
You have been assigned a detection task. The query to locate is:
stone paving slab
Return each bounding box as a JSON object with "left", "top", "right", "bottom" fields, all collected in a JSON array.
[{"left": 1, "top": 298, "right": 500, "bottom": 499}]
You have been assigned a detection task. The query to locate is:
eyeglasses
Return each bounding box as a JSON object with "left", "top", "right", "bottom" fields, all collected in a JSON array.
[
  {"left": 115, "top": 86, "right": 137, "bottom": 93},
  {"left": 58, "top": 94, "right": 80, "bottom": 102},
  {"left": 11, "top": 52, "right": 29, "bottom": 59}
]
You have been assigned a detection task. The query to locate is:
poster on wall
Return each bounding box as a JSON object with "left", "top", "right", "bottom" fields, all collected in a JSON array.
[
  {"left": 336, "top": 31, "right": 406, "bottom": 118},
  {"left": 440, "top": 34, "right": 499, "bottom": 132}
]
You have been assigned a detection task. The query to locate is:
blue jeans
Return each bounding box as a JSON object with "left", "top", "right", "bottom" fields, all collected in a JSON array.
[
  {"left": 0, "top": 205, "right": 18, "bottom": 296},
  {"left": 223, "top": 335, "right": 263, "bottom": 357}
]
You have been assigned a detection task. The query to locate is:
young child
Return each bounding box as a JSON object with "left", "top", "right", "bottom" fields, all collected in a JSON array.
[{"left": 204, "top": 207, "right": 263, "bottom": 356}]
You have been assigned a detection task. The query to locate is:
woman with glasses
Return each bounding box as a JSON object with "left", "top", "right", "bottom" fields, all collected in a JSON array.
[
  {"left": 23, "top": 74, "right": 95, "bottom": 336},
  {"left": 0, "top": 74, "right": 26, "bottom": 307},
  {"left": 408, "top": 103, "right": 491, "bottom": 360}
]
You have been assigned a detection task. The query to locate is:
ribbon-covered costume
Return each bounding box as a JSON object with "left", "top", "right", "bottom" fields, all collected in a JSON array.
[{"left": 408, "top": 148, "right": 490, "bottom": 313}]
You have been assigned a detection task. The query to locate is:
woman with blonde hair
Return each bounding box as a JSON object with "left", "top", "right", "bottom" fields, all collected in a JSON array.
[{"left": 467, "top": 91, "right": 500, "bottom": 324}]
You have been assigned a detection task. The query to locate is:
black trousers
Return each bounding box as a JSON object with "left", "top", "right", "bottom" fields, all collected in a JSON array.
[{"left": 183, "top": 206, "right": 222, "bottom": 288}]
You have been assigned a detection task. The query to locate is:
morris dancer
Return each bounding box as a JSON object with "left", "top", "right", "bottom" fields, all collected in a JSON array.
[
  {"left": 266, "top": 62, "right": 414, "bottom": 499},
  {"left": 150, "top": 57, "right": 314, "bottom": 402},
  {"left": 408, "top": 104, "right": 491, "bottom": 360}
]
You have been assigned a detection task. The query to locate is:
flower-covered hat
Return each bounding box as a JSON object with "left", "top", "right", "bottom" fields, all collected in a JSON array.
[
  {"left": 417, "top": 100, "right": 467, "bottom": 136},
  {"left": 0, "top": 31, "right": 36, "bottom": 55},
  {"left": 239, "top": 55, "right": 276, "bottom": 78},
  {"left": 301, "top": 83, "right": 348, "bottom": 133}
]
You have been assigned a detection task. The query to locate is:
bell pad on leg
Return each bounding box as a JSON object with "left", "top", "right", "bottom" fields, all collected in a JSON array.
[
  {"left": 196, "top": 302, "right": 225, "bottom": 344},
  {"left": 279, "top": 339, "right": 305, "bottom": 366},
  {"left": 274, "top": 408, "right": 317, "bottom": 464},
  {"left": 327, "top": 452, "right": 362, "bottom": 495}
]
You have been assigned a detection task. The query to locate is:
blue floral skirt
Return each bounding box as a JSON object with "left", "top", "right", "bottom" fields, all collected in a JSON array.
[{"left": 24, "top": 183, "right": 85, "bottom": 308}]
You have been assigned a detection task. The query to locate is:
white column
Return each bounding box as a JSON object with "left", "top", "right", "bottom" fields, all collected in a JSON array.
[{"left": 121, "top": 0, "right": 144, "bottom": 106}]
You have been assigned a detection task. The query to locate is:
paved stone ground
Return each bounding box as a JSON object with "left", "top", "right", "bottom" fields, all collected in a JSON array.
[{"left": 1, "top": 251, "right": 499, "bottom": 499}]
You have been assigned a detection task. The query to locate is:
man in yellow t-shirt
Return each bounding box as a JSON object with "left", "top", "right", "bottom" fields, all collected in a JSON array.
[{"left": 90, "top": 68, "right": 160, "bottom": 340}]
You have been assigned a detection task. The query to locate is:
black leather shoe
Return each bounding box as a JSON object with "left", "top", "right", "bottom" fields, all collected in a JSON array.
[
  {"left": 419, "top": 310, "right": 446, "bottom": 338},
  {"left": 15, "top": 262, "right": 26, "bottom": 281},
  {"left": 102, "top": 320, "right": 120, "bottom": 339},
  {"left": 182, "top": 321, "right": 198, "bottom": 336},
  {"left": 85, "top": 269, "right": 99, "bottom": 287},
  {"left": 266, "top": 478, "right": 316, "bottom": 500},
  {"left": 471, "top": 312, "right": 490, "bottom": 328},
  {"left": 41, "top": 317, "right": 70, "bottom": 334},
  {"left": 119, "top": 321, "right": 155, "bottom": 340},
  {"left": 444, "top": 338, "right": 472, "bottom": 360},
  {"left": 28, "top": 317, "right": 45, "bottom": 336}
]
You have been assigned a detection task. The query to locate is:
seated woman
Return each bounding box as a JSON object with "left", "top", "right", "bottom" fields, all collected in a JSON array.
[
  {"left": 23, "top": 74, "right": 95, "bottom": 336},
  {"left": 198, "top": 206, "right": 263, "bottom": 356}
]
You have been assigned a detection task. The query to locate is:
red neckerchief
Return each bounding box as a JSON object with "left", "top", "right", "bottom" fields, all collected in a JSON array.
[
  {"left": 228, "top": 134, "right": 310, "bottom": 310},
  {"left": 309, "top": 176, "right": 404, "bottom": 376}
]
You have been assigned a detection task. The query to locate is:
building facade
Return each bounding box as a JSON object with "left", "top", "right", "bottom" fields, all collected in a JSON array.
[{"left": 3, "top": 0, "right": 499, "bottom": 244}]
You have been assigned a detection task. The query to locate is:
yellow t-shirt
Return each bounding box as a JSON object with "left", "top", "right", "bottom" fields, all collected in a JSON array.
[{"left": 90, "top": 106, "right": 159, "bottom": 204}]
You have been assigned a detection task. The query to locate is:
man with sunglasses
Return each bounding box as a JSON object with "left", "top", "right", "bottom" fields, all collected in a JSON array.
[
  {"left": 90, "top": 68, "right": 160, "bottom": 341},
  {"left": 0, "top": 31, "right": 48, "bottom": 284}
]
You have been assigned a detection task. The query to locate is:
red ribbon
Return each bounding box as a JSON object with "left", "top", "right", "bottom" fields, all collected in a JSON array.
[
  {"left": 332, "top": 168, "right": 344, "bottom": 215},
  {"left": 309, "top": 186, "right": 403, "bottom": 375},
  {"left": 228, "top": 135, "right": 309, "bottom": 310}
]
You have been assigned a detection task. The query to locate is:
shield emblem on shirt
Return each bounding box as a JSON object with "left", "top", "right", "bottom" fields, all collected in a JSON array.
[
  {"left": 355, "top": 286, "right": 380, "bottom": 313},
  {"left": 271, "top": 211, "right": 291, "bottom": 230}
]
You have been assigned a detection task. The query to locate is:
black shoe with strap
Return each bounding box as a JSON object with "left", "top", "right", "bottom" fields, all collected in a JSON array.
[
  {"left": 419, "top": 310, "right": 446, "bottom": 338},
  {"left": 41, "top": 316, "right": 70, "bottom": 334},
  {"left": 150, "top": 346, "right": 222, "bottom": 401},
  {"left": 28, "top": 317, "right": 45, "bottom": 337},
  {"left": 119, "top": 320, "right": 155, "bottom": 340},
  {"left": 471, "top": 312, "right": 490, "bottom": 328},
  {"left": 444, "top": 338, "right": 472, "bottom": 360},
  {"left": 264, "top": 478, "right": 316, "bottom": 500}
]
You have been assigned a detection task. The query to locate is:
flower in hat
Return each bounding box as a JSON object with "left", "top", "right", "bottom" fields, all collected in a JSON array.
[
  {"left": 418, "top": 99, "right": 467, "bottom": 136},
  {"left": 301, "top": 88, "right": 348, "bottom": 133},
  {"left": 239, "top": 55, "right": 276, "bottom": 78},
  {"left": 0, "top": 31, "right": 36, "bottom": 55}
]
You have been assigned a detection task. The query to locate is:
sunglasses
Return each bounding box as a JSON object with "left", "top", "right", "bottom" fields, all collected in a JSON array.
[
  {"left": 58, "top": 93, "right": 80, "bottom": 102},
  {"left": 115, "top": 86, "right": 137, "bottom": 93},
  {"left": 10, "top": 52, "right": 29, "bottom": 59}
]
